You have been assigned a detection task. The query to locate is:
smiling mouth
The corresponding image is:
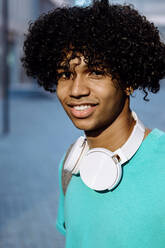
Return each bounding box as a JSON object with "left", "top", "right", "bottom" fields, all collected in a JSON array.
[
  {"left": 69, "top": 104, "right": 97, "bottom": 118},
  {"left": 73, "top": 105, "right": 94, "bottom": 111}
]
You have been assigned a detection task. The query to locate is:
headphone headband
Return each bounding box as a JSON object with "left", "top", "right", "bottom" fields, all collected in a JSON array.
[{"left": 115, "top": 111, "right": 145, "bottom": 163}]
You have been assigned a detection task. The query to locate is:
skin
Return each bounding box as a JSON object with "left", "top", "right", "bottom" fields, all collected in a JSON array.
[{"left": 57, "top": 56, "right": 151, "bottom": 152}]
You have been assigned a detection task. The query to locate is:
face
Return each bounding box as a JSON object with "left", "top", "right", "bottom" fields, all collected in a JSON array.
[{"left": 56, "top": 56, "right": 126, "bottom": 132}]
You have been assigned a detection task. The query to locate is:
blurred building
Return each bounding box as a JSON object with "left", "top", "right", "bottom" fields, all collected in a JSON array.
[{"left": 0, "top": 0, "right": 59, "bottom": 93}]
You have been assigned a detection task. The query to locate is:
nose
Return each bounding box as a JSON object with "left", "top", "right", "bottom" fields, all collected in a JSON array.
[{"left": 70, "top": 75, "right": 90, "bottom": 98}]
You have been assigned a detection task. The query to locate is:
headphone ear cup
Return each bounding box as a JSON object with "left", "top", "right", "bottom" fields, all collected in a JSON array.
[
  {"left": 79, "top": 148, "right": 122, "bottom": 191},
  {"left": 64, "top": 136, "right": 89, "bottom": 174},
  {"left": 63, "top": 111, "right": 145, "bottom": 192}
]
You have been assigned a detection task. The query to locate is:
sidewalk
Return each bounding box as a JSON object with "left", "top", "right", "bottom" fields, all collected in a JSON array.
[{"left": 0, "top": 83, "right": 164, "bottom": 248}]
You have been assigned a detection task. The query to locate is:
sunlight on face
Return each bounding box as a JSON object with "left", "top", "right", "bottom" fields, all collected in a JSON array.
[{"left": 57, "top": 56, "right": 126, "bottom": 132}]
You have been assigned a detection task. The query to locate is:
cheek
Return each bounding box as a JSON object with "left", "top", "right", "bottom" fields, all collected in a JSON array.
[
  {"left": 97, "top": 87, "right": 125, "bottom": 116},
  {"left": 56, "top": 85, "right": 65, "bottom": 103},
  {"left": 56, "top": 81, "right": 71, "bottom": 100},
  {"left": 97, "top": 87, "right": 121, "bottom": 103},
  {"left": 56, "top": 86, "right": 71, "bottom": 114}
]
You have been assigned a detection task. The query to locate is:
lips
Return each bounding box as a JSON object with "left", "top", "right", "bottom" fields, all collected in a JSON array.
[{"left": 67, "top": 103, "right": 98, "bottom": 118}]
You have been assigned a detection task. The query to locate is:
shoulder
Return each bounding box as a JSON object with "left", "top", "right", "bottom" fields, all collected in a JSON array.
[
  {"left": 145, "top": 128, "right": 165, "bottom": 147},
  {"left": 152, "top": 128, "right": 165, "bottom": 151},
  {"left": 58, "top": 155, "right": 65, "bottom": 194},
  {"left": 138, "top": 128, "right": 165, "bottom": 164},
  {"left": 56, "top": 156, "right": 66, "bottom": 235},
  {"left": 148, "top": 129, "right": 165, "bottom": 173}
]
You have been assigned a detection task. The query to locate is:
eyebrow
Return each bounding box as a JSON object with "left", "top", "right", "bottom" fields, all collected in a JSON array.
[{"left": 57, "top": 63, "right": 89, "bottom": 72}]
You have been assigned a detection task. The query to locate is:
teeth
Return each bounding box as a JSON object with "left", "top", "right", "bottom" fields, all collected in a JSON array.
[{"left": 74, "top": 105, "right": 92, "bottom": 111}]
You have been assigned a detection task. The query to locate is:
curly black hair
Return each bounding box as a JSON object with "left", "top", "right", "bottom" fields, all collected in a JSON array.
[{"left": 22, "top": 0, "right": 165, "bottom": 100}]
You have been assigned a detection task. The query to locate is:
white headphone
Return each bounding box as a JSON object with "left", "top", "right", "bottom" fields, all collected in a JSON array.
[{"left": 64, "top": 111, "right": 145, "bottom": 191}]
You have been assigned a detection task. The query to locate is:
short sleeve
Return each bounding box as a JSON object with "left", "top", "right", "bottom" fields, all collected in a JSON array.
[{"left": 56, "top": 156, "right": 66, "bottom": 236}]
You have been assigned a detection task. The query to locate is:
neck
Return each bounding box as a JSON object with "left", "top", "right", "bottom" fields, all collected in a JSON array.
[{"left": 85, "top": 98, "right": 136, "bottom": 152}]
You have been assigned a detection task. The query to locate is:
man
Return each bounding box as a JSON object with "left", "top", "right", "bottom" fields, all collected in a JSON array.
[{"left": 22, "top": 0, "right": 165, "bottom": 247}]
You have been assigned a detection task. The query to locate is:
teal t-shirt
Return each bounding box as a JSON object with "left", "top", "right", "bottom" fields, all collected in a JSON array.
[{"left": 56, "top": 129, "right": 165, "bottom": 248}]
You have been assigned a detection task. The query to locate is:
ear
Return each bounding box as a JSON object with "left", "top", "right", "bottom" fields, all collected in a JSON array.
[{"left": 125, "top": 86, "right": 134, "bottom": 96}]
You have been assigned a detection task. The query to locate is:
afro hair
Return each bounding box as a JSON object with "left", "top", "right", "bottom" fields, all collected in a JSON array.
[{"left": 22, "top": 0, "right": 165, "bottom": 100}]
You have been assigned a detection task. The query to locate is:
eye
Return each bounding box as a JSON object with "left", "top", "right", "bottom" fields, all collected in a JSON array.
[
  {"left": 89, "top": 70, "right": 105, "bottom": 78},
  {"left": 58, "top": 71, "right": 72, "bottom": 80}
]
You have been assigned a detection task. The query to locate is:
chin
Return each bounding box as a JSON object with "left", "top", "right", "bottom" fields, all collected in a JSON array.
[
  {"left": 71, "top": 119, "right": 95, "bottom": 131},
  {"left": 72, "top": 116, "right": 115, "bottom": 135},
  {"left": 72, "top": 119, "right": 106, "bottom": 133},
  {"left": 74, "top": 123, "right": 93, "bottom": 131}
]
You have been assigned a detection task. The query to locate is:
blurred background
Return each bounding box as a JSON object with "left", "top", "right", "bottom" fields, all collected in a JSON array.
[{"left": 0, "top": 0, "right": 164, "bottom": 247}]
